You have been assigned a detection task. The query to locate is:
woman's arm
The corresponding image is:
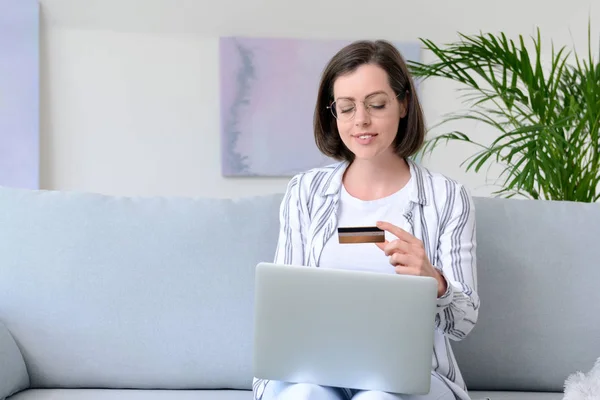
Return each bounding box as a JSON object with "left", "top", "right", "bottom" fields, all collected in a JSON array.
[
  {"left": 434, "top": 184, "right": 479, "bottom": 341},
  {"left": 254, "top": 177, "right": 308, "bottom": 400},
  {"left": 273, "top": 174, "right": 306, "bottom": 266},
  {"left": 377, "top": 184, "right": 479, "bottom": 342}
]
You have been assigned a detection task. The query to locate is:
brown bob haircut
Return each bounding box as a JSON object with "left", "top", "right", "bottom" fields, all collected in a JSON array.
[{"left": 314, "top": 40, "right": 425, "bottom": 162}]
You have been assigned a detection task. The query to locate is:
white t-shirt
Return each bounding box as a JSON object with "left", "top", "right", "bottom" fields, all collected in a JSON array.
[{"left": 319, "top": 179, "right": 413, "bottom": 274}]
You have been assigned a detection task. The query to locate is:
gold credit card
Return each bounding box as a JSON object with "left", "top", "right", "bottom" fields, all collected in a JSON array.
[{"left": 338, "top": 226, "right": 385, "bottom": 244}]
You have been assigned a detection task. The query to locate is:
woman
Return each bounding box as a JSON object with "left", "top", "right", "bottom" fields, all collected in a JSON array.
[{"left": 254, "top": 39, "right": 479, "bottom": 400}]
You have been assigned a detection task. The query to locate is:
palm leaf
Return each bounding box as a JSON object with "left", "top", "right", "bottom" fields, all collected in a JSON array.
[{"left": 409, "top": 22, "right": 600, "bottom": 202}]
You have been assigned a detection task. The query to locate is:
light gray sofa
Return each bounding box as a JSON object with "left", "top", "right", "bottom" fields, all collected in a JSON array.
[{"left": 0, "top": 186, "right": 598, "bottom": 400}]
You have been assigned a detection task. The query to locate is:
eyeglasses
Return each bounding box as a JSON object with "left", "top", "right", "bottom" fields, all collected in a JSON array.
[{"left": 327, "top": 92, "right": 401, "bottom": 122}]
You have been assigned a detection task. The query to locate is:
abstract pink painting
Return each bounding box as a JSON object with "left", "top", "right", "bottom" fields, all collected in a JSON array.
[{"left": 219, "top": 37, "right": 421, "bottom": 177}]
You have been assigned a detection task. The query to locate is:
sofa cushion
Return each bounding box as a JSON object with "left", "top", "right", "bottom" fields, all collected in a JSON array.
[
  {"left": 452, "top": 197, "right": 600, "bottom": 392},
  {"left": 0, "top": 321, "right": 29, "bottom": 400},
  {"left": 8, "top": 389, "right": 252, "bottom": 400},
  {"left": 0, "top": 187, "right": 283, "bottom": 390}
]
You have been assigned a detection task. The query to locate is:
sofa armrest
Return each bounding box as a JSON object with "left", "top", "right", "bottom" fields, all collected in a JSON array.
[{"left": 0, "top": 321, "right": 29, "bottom": 400}]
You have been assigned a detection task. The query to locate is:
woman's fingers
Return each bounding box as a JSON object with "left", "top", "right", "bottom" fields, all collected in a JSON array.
[
  {"left": 376, "top": 221, "right": 422, "bottom": 245},
  {"left": 389, "top": 252, "right": 411, "bottom": 267},
  {"left": 383, "top": 239, "right": 411, "bottom": 256}
]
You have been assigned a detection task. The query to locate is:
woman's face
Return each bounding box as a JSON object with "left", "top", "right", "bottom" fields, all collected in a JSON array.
[{"left": 331, "top": 63, "right": 407, "bottom": 162}]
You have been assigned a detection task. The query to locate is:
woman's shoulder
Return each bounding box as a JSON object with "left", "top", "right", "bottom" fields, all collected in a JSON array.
[
  {"left": 294, "top": 161, "right": 346, "bottom": 180},
  {"left": 411, "top": 161, "right": 473, "bottom": 207},
  {"left": 285, "top": 161, "right": 348, "bottom": 195}
]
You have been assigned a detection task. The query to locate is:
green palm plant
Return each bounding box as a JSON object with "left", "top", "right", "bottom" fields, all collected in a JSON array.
[{"left": 408, "top": 25, "right": 600, "bottom": 202}]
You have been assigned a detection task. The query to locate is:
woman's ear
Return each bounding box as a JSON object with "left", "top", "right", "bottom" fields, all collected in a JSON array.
[{"left": 399, "top": 94, "right": 409, "bottom": 118}]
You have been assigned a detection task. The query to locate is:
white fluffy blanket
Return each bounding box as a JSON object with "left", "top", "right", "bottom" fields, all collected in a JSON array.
[{"left": 563, "top": 357, "right": 600, "bottom": 400}]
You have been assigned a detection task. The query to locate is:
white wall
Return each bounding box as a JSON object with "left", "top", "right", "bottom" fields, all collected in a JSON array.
[{"left": 38, "top": 0, "right": 599, "bottom": 198}]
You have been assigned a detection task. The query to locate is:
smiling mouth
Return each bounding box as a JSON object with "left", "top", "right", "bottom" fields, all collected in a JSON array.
[{"left": 354, "top": 133, "right": 378, "bottom": 139}]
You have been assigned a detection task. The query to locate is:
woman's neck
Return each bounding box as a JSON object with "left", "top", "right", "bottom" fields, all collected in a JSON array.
[{"left": 342, "top": 153, "right": 411, "bottom": 201}]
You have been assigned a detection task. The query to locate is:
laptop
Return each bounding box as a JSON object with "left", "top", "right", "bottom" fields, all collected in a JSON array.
[{"left": 252, "top": 262, "right": 438, "bottom": 395}]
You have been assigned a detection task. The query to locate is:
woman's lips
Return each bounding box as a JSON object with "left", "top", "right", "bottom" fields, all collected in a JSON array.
[{"left": 353, "top": 133, "right": 378, "bottom": 145}]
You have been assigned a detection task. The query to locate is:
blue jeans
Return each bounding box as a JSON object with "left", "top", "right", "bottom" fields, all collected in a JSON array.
[{"left": 255, "top": 374, "right": 456, "bottom": 400}]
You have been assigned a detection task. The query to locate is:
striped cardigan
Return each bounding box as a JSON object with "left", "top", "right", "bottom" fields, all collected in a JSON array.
[{"left": 254, "top": 159, "right": 479, "bottom": 400}]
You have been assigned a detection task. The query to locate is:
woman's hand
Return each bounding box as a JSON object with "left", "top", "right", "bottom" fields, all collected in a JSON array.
[{"left": 375, "top": 221, "right": 448, "bottom": 298}]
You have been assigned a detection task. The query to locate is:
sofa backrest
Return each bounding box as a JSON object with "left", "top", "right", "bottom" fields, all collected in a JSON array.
[
  {"left": 0, "top": 186, "right": 598, "bottom": 393},
  {"left": 452, "top": 197, "right": 600, "bottom": 392},
  {"left": 0, "top": 187, "right": 282, "bottom": 390}
]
